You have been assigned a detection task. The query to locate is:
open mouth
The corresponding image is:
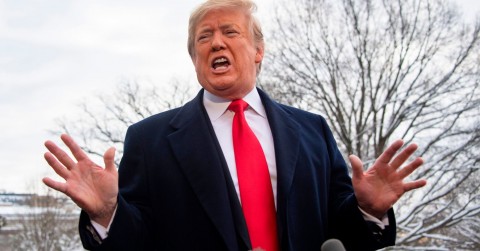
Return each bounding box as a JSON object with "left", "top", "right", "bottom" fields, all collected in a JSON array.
[{"left": 211, "top": 56, "right": 230, "bottom": 71}]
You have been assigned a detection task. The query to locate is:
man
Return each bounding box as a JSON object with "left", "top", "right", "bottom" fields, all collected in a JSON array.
[{"left": 43, "top": 0, "right": 426, "bottom": 250}]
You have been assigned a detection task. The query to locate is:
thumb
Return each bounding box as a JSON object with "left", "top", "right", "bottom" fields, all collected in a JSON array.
[
  {"left": 349, "top": 154, "right": 364, "bottom": 180},
  {"left": 103, "top": 147, "right": 117, "bottom": 172}
]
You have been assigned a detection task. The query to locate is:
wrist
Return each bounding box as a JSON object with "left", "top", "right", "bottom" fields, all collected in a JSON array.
[
  {"left": 358, "top": 202, "right": 390, "bottom": 220},
  {"left": 89, "top": 200, "right": 117, "bottom": 228}
]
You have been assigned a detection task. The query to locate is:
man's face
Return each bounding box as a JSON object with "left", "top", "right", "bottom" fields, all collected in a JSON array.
[{"left": 192, "top": 8, "right": 264, "bottom": 100}]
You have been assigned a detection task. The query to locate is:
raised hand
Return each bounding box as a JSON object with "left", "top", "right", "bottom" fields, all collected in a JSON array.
[
  {"left": 349, "top": 139, "right": 427, "bottom": 219},
  {"left": 43, "top": 134, "right": 118, "bottom": 227}
]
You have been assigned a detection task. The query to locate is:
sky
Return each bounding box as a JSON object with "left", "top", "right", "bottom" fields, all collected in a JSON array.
[
  {"left": 0, "top": 0, "right": 479, "bottom": 194},
  {"left": 0, "top": 0, "right": 274, "bottom": 193}
]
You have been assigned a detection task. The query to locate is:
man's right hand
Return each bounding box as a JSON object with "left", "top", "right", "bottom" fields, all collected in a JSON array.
[{"left": 43, "top": 134, "right": 118, "bottom": 227}]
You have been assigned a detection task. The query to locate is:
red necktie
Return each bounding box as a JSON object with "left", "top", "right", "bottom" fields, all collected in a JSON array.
[{"left": 228, "top": 99, "right": 279, "bottom": 251}]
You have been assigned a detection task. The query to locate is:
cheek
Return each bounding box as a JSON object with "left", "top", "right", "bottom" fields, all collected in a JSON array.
[
  {"left": 193, "top": 56, "right": 207, "bottom": 72},
  {"left": 193, "top": 47, "right": 208, "bottom": 66}
]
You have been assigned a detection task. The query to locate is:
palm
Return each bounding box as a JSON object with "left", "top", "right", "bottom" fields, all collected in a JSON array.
[
  {"left": 43, "top": 134, "right": 118, "bottom": 224},
  {"left": 350, "top": 140, "right": 426, "bottom": 219},
  {"left": 64, "top": 157, "right": 117, "bottom": 214}
]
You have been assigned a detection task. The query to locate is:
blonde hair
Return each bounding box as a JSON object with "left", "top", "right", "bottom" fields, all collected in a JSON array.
[{"left": 187, "top": 0, "right": 264, "bottom": 60}]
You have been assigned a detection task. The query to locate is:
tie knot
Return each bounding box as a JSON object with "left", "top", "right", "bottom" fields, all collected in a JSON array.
[{"left": 228, "top": 99, "right": 248, "bottom": 113}]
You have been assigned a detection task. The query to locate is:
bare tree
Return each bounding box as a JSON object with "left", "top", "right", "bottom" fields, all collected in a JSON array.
[
  {"left": 0, "top": 215, "right": 6, "bottom": 230},
  {"left": 11, "top": 188, "right": 81, "bottom": 251},
  {"left": 53, "top": 79, "right": 196, "bottom": 165},
  {"left": 260, "top": 0, "right": 480, "bottom": 249}
]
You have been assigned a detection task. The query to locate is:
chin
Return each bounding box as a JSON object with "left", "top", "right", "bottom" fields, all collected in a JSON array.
[{"left": 206, "top": 78, "right": 237, "bottom": 90}]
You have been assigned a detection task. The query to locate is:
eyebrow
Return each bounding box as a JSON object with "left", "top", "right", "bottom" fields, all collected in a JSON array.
[
  {"left": 220, "top": 23, "right": 237, "bottom": 30},
  {"left": 197, "top": 23, "right": 239, "bottom": 34}
]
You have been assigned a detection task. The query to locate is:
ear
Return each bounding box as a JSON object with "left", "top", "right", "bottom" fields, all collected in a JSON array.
[{"left": 255, "top": 44, "right": 264, "bottom": 64}]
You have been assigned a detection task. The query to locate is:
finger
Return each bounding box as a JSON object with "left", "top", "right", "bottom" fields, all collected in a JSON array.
[
  {"left": 397, "top": 157, "right": 424, "bottom": 179},
  {"left": 44, "top": 152, "right": 70, "bottom": 179},
  {"left": 42, "top": 177, "right": 68, "bottom": 194},
  {"left": 45, "top": 140, "right": 76, "bottom": 169},
  {"left": 349, "top": 155, "right": 364, "bottom": 180},
  {"left": 61, "top": 134, "right": 89, "bottom": 161},
  {"left": 104, "top": 147, "right": 117, "bottom": 172},
  {"left": 390, "top": 143, "right": 418, "bottom": 169},
  {"left": 376, "top": 139, "right": 404, "bottom": 164},
  {"left": 403, "top": 179, "right": 427, "bottom": 192}
]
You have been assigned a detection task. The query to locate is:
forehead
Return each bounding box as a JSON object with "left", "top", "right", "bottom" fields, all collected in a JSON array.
[{"left": 195, "top": 8, "right": 249, "bottom": 32}]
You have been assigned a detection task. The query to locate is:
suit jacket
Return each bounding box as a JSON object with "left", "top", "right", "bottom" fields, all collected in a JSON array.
[{"left": 79, "top": 88, "right": 396, "bottom": 251}]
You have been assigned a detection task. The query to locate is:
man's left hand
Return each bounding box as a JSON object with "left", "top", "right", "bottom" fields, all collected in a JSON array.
[{"left": 349, "top": 139, "right": 427, "bottom": 219}]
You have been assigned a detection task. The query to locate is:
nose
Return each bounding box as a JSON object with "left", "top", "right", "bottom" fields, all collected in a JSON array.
[{"left": 211, "top": 32, "right": 226, "bottom": 51}]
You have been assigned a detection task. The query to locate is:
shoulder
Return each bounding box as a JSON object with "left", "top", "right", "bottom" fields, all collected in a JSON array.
[
  {"left": 130, "top": 107, "right": 182, "bottom": 132},
  {"left": 258, "top": 88, "right": 326, "bottom": 122},
  {"left": 258, "top": 89, "right": 335, "bottom": 142},
  {"left": 130, "top": 89, "right": 204, "bottom": 132},
  {"left": 277, "top": 103, "right": 323, "bottom": 119},
  {"left": 274, "top": 102, "right": 330, "bottom": 130}
]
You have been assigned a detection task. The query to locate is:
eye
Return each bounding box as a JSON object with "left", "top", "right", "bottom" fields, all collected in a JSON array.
[
  {"left": 225, "top": 29, "right": 239, "bottom": 37},
  {"left": 197, "top": 33, "right": 211, "bottom": 42}
]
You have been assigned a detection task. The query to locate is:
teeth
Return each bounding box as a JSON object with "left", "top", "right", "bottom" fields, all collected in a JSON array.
[{"left": 214, "top": 57, "right": 228, "bottom": 64}]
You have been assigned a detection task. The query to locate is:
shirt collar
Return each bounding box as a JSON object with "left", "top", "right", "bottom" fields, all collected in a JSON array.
[{"left": 203, "top": 88, "right": 267, "bottom": 122}]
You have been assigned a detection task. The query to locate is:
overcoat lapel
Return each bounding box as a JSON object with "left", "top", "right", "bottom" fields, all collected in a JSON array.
[
  {"left": 258, "top": 89, "right": 301, "bottom": 245},
  {"left": 166, "top": 90, "right": 241, "bottom": 250}
]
